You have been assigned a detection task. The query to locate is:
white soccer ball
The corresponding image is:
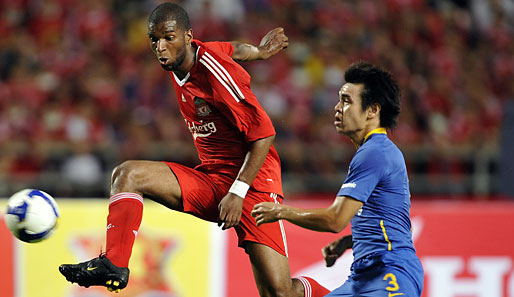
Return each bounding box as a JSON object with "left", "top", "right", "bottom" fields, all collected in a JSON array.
[{"left": 4, "top": 189, "right": 60, "bottom": 243}]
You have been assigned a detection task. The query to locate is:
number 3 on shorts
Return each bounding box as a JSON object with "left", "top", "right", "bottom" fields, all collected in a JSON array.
[{"left": 383, "top": 273, "right": 404, "bottom": 296}]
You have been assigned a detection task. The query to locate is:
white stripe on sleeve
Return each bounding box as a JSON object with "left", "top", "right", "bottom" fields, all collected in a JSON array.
[
  {"left": 200, "top": 57, "right": 241, "bottom": 102},
  {"left": 203, "top": 52, "right": 245, "bottom": 100}
]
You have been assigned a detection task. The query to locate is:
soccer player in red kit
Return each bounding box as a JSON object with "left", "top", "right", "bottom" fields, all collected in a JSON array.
[{"left": 59, "top": 3, "right": 329, "bottom": 297}]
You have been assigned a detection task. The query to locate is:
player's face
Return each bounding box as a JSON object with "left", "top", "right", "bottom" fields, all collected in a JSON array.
[
  {"left": 148, "top": 20, "right": 192, "bottom": 71},
  {"left": 334, "top": 83, "right": 367, "bottom": 135}
]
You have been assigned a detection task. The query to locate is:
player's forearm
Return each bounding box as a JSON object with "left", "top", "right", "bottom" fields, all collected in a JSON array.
[
  {"left": 280, "top": 196, "right": 361, "bottom": 233},
  {"left": 236, "top": 135, "right": 274, "bottom": 185},
  {"left": 279, "top": 206, "right": 345, "bottom": 233},
  {"left": 230, "top": 41, "right": 262, "bottom": 61}
]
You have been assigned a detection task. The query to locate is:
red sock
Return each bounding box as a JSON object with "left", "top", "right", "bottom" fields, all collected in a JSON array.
[
  {"left": 297, "top": 276, "right": 330, "bottom": 297},
  {"left": 105, "top": 192, "right": 143, "bottom": 268}
]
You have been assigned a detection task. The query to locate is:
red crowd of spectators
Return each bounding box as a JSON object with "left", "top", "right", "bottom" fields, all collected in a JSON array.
[{"left": 0, "top": 0, "right": 512, "bottom": 197}]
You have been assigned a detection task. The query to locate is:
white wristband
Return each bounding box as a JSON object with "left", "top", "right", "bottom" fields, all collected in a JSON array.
[{"left": 229, "top": 180, "right": 250, "bottom": 199}]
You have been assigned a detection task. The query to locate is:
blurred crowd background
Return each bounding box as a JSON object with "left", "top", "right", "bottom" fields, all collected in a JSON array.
[{"left": 0, "top": 0, "right": 513, "bottom": 199}]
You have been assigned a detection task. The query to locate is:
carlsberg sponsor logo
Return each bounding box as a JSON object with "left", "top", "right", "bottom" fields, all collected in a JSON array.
[{"left": 185, "top": 119, "right": 217, "bottom": 139}]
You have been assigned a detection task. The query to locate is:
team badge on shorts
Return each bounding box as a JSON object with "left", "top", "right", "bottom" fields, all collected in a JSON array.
[{"left": 194, "top": 97, "right": 212, "bottom": 117}]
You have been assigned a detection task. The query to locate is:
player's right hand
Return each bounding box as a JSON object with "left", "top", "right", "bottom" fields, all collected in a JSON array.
[
  {"left": 251, "top": 202, "right": 282, "bottom": 226},
  {"left": 218, "top": 193, "right": 244, "bottom": 230},
  {"left": 257, "top": 27, "right": 289, "bottom": 60},
  {"left": 322, "top": 234, "right": 353, "bottom": 267}
]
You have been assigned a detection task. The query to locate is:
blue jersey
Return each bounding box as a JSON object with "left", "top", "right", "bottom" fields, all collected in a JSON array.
[{"left": 337, "top": 128, "right": 416, "bottom": 262}]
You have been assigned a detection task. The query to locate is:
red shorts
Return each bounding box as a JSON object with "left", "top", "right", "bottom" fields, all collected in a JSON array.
[{"left": 164, "top": 162, "right": 288, "bottom": 257}]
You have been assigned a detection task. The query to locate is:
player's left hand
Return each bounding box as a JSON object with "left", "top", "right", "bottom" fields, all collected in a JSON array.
[
  {"left": 218, "top": 193, "right": 244, "bottom": 230},
  {"left": 251, "top": 202, "right": 281, "bottom": 226},
  {"left": 322, "top": 234, "right": 353, "bottom": 267},
  {"left": 257, "top": 27, "right": 289, "bottom": 60}
]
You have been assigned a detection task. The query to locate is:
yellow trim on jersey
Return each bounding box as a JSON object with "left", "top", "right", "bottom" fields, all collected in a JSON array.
[
  {"left": 363, "top": 127, "right": 387, "bottom": 144},
  {"left": 380, "top": 219, "right": 392, "bottom": 251}
]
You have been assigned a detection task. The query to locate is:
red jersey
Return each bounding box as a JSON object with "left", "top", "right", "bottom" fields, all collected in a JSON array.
[{"left": 169, "top": 39, "right": 283, "bottom": 196}]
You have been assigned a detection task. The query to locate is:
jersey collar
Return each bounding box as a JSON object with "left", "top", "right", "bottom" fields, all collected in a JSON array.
[
  {"left": 362, "top": 127, "right": 387, "bottom": 145},
  {"left": 172, "top": 44, "right": 201, "bottom": 86}
]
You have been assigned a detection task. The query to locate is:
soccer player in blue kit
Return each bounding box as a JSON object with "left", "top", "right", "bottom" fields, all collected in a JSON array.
[{"left": 252, "top": 61, "right": 424, "bottom": 296}]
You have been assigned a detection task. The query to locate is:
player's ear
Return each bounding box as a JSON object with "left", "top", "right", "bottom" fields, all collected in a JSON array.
[
  {"left": 367, "top": 103, "right": 381, "bottom": 120},
  {"left": 185, "top": 29, "right": 193, "bottom": 45}
]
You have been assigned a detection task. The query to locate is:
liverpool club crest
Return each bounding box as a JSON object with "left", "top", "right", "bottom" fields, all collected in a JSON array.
[{"left": 194, "top": 97, "right": 212, "bottom": 117}]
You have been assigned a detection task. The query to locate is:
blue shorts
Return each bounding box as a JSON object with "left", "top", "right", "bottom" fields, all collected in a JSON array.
[{"left": 327, "top": 252, "right": 424, "bottom": 297}]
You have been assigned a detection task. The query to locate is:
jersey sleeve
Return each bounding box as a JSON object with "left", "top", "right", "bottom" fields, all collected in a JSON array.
[
  {"left": 201, "top": 50, "right": 275, "bottom": 142},
  {"left": 337, "top": 146, "right": 386, "bottom": 203},
  {"left": 203, "top": 41, "right": 234, "bottom": 57}
]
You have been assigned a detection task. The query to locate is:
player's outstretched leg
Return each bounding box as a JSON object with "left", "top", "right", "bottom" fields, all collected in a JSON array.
[
  {"left": 58, "top": 161, "right": 183, "bottom": 293},
  {"left": 59, "top": 254, "right": 130, "bottom": 293}
]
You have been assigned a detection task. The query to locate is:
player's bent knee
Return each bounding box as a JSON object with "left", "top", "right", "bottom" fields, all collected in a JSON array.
[{"left": 110, "top": 160, "right": 147, "bottom": 194}]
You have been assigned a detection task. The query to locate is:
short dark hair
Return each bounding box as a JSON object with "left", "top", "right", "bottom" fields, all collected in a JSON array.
[
  {"left": 344, "top": 61, "right": 401, "bottom": 129},
  {"left": 148, "top": 2, "right": 191, "bottom": 31}
]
